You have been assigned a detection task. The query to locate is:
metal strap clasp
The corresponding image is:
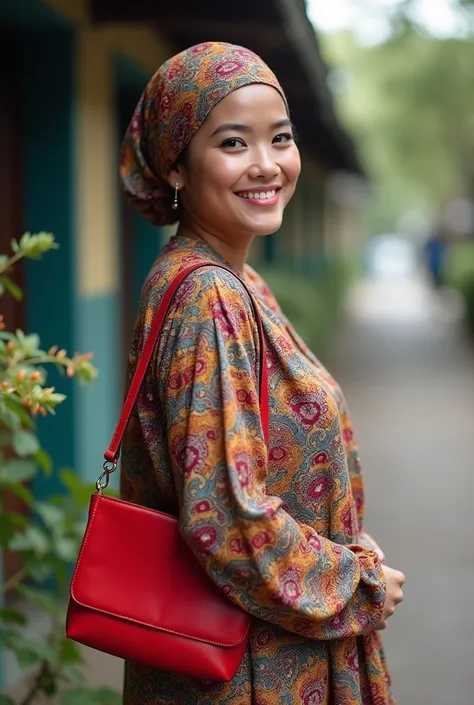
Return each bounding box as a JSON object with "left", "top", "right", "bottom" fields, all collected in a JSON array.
[{"left": 96, "top": 460, "right": 117, "bottom": 493}]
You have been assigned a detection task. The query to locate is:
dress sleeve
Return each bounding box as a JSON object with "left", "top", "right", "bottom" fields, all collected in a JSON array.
[{"left": 159, "top": 268, "right": 385, "bottom": 640}]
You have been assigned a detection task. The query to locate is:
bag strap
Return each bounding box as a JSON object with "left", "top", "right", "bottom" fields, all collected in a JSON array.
[{"left": 97, "top": 261, "right": 268, "bottom": 491}]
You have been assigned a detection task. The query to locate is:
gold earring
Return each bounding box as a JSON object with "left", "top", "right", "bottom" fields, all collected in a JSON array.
[{"left": 171, "top": 183, "right": 179, "bottom": 210}]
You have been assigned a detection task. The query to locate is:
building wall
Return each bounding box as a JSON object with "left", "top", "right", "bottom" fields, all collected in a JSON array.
[{"left": 0, "top": 0, "right": 169, "bottom": 494}]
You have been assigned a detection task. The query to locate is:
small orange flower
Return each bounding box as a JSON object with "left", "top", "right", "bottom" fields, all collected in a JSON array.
[
  {"left": 1, "top": 380, "right": 9, "bottom": 390},
  {"left": 0, "top": 315, "right": 5, "bottom": 331},
  {"left": 38, "top": 406, "right": 47, "bottom": 417},
  {"left": 48, "top": 345, "right": 58, "bottom": 356},
  {"left": 56, "top": 349, "right": 67, "bottom": 360},
  {"left": 23, "top": 398, "right": 31, "bottom": 408},
  {"left": 30, "top": 371, "right": 40, "bottom": 381},
  {"left": 16, "top": 370, "right": 26, "bottom": 382},
  {"left": 66, "top": 366, "right": 74, "bottom": 378},
  {"left": 6, "top": 341, "right": 15, "bottom": 351}
]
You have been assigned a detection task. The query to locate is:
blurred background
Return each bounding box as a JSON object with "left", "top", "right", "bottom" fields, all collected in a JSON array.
[{"left": 0, "top": 0, "right": 473, "bottom": 703}]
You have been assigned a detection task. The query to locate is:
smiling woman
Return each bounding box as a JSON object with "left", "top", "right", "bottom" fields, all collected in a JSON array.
[
  {"left": 165, "top": 84, "right": 300, "bottom": 270},
  {"left": 118, "top": 41, "right": 404, "bottom": 705}
]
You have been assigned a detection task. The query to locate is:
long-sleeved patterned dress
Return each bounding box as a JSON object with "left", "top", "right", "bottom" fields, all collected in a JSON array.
[{"left": 120, "top": 235, "right": 395, "bottom": 705}]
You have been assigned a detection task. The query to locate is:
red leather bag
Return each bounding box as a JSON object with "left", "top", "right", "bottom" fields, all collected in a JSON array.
[{"left": 66, "top": 262, "right": 269, "bottom": 682}]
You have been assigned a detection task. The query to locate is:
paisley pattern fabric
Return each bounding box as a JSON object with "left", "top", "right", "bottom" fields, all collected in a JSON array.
[
  {"left": 120, "top": 235, "right": 395, "bottom": 705},
  {"left": 120, "top": 42, "right": 286, "bottom": 227}
]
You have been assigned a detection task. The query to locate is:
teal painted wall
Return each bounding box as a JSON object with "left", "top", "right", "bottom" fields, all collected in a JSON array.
[
  {"left": 132, "top": 210, "right": 163, "bottom": 308},
  {"left": 74, "top": 294, "right": 121, "bottom": 485},
  {"left": 21, "top": 28, "right": 76, "bottom": 499},
  {"left": 116, "top": 53, "right": 165, "bottom": 314}
]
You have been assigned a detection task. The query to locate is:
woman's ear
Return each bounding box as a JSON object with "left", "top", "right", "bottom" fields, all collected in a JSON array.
[{"left": 167, "top": 165, "right": 184, "bottom": 191}]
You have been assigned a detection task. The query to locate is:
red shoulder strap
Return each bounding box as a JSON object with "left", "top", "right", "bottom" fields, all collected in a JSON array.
[{"left": 104, "top": 261, "right": 269, "bottom": 463}]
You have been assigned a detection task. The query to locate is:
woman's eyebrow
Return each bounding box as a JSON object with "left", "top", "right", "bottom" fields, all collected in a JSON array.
[
  {"left": 210, "top": 118, "right": 294, "bottom": 138},
  {"left": 210, "top": 123, "right": 250, "bottom": 137}
]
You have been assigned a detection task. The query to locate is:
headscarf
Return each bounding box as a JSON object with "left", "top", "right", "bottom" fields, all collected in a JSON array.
[{"left": 120, "top": 42, "right": 287, "bottom": 227}]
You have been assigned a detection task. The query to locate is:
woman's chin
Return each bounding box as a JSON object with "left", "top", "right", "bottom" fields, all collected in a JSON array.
[{"left": 249, "top": 214, "right": 284, "bottom": 237}]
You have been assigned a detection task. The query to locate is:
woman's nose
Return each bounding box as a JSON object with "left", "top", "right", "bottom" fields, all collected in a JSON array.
[{"left": 248, "top": 149, "right": 281, "bottom": 180}]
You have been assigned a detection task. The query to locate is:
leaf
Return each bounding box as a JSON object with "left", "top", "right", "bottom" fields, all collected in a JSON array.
[
  {"left": 36, "top": 501, "right": 65, "bottom": 528},
  {"left": 62, "top": 692, "right": 92, "bottom": 705},
  {"left": 62, "top": 689, "right": 121, "bottom": 705},
  {"left": 0, "top": 694, "right": 16, "bottom": 705},
  {"left": 93, "top": 688, "right": 122, "bottom": 704},
  {"left": 35, "top": 447, "right": 52, "bottom": 475},
  {"left": 0, "top": 607, "right": 27, "bottom": 626},
  {"left": 59, "top": 638, "right": 83, "bottom": 665},
  {"left": 2, "top": 396, "right": 34, "bottom": 429},
  {"left": 15, "top": 330, "right": 40, "bottom": 356},
  {"left": 24, "top": 557, "right": 53, "bottom": 583},
  {"left": 11, "top": 429, "right": 40, "bottom": 457},
  {"left": 5, "top": 481, "right": 35, "bottom": 507},
  {"left": 60, "top": 469, "right": 95, "bottom": 509},
  {"left": 44, "top": 554, "right": 68, "bottom": 589},
  {"left": 12, "top": 637, "right": 58, "bottom": 665},
  {"left": 0, "top": 515, "right": 15, "bottom": 548},
  {"left": 54, "top": 536, "right": 79, "bottom": 562},
  {"left": 59, "top": 664, "right": 85, "bottom": 688},
  {"left": 0, "top": 276, "right": 23, "bottom": 301},
  {"left": 16, "top": 585, "right": 58, "bottom": 614},
  {"left": 8, "top": 525, "right": 50, "bottom": 553},
  {"left": 0, "top": 458, "right": 37, "bottom": 483}
]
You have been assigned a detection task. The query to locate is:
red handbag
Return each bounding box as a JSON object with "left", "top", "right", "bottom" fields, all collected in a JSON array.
[{"left": 66, "top": 261, "right": 269, "bottom": 682}]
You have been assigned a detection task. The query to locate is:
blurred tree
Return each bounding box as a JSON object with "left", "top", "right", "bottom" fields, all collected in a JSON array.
[{"left": 321, "top": 6, "right": 474, "bottom": 234}]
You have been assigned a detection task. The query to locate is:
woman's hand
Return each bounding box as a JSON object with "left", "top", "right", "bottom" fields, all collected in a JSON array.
[{"left": 375, "top": 565, "right": 405, "bottom": 630}]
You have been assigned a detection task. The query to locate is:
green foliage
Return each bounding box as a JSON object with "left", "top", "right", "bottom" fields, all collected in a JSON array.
[
  {"left": 258, "top": 256, "right": 357, "bottom": 360},
  {"left": 444, "top": 239, "right": 474, "bottom": 333},
  {"left": 321, "top": 11, "right": 474, "bottom": 234},
  {"left": 0, "top": 234, "right": 117, "bottom": 704}
]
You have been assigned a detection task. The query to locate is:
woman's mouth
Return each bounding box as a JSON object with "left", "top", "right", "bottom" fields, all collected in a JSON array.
[{"left": 235, "top": 188, "right": 280, "bottom": 206}]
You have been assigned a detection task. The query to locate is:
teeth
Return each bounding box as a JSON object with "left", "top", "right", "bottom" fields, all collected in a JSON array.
[{"left": 239, "top": 190, "right": 276, "bottom": 200}]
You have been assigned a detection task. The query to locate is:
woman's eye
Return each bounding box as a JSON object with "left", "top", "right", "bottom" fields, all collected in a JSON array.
[
  {"left": 273, "top": 132, "right": 294, "bottom": 144},
  {"left": 220, "top": 137, "right": 245, "bottom": 149}
]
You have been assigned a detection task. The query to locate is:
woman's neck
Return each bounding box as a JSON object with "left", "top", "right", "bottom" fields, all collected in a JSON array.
[{"left": 177, "top": 221, "right": 252, "bottom": 274}]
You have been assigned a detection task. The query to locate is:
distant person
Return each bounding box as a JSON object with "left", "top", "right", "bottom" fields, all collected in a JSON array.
[
  {"left": 117, "top": 42, "right": 404, "bottom": 704},
  {"left": 424, "top": 230, "right": 448, "bottom": 289}
]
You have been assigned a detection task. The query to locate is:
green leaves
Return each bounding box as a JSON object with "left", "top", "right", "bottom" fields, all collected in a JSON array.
[
  {"left": 0, "top": 276, "right": 23, "bottom": 300},
  {"left": 12, "top": 429, "right": 40, "bottom": 457},
  {"left": 0, "top": 458, "right": 37, "bottom": 483},
  {"left": 0, "top": 232, "right": 106, "bottom": 702},
  {"left": 8, "top": 524, "right": 50, "bottom": 554},
  {"left": 62, "top": 689, "right": 122, "bottom": 705},
  {"left": 10, "top": 231, "right": 58, "bottom": 260}
]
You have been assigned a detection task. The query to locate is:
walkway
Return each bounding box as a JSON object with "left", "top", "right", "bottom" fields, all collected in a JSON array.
[{"left": 329, "top": 274, "right": 474, "bottom": 705}]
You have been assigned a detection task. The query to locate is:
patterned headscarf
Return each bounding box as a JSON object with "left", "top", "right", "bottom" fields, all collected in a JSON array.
[{"left": 120, "top": 42, "right": 287, "bottom": 227}]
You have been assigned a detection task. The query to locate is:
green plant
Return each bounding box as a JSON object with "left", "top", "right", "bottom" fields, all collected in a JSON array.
[
  {"left": 258, "top": 255, "right": 356, "bottom": 360},
  {"left": 0, "top": 234, "right": 119, "bottom": 704},
  {"left": 444, "top": 239, "right": 474, "bottom": 334}
]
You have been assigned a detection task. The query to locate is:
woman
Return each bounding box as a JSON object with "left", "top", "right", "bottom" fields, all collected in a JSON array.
[{"left": 120, "top": 42, "right": 404, "bottom": 705}]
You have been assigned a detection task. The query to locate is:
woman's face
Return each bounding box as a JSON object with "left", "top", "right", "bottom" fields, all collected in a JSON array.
[{"left": 168, "top": 84, "right": 301, "bottom": 242}]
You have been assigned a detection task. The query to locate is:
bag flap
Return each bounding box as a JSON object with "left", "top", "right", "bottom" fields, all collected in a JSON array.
[{"left": 70, "top": 495, "right": 250, "bottom": 648}]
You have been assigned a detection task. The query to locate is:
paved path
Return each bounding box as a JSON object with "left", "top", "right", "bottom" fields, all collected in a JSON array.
[{"left": 329, "top": 275, "right": 474, "bottom": 705}]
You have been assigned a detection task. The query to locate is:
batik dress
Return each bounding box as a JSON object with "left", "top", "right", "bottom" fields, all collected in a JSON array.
[{"left": 121, "top": 235, "right": 395, "bottom": 705}]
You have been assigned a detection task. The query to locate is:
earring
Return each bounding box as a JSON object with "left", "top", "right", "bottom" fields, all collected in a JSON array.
[{"left": 171, "top": 183, "right": 179, "bottom": 210}]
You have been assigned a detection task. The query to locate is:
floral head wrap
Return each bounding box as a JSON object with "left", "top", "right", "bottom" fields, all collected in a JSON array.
[{"left": 120, "top": 42, "right": 287, "bottom": 227}]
